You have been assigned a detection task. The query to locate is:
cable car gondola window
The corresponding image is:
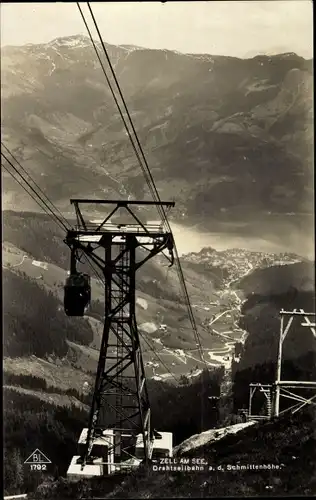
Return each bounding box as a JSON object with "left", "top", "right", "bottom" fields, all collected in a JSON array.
[{"left": 64, "top": 273, "right": 91, "bottom": 316}]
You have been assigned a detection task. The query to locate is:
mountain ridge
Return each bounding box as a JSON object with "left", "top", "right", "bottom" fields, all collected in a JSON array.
[
  {"left": 2, "top": 35, "right": 313, "bottom": 241},
  {"left": 3, "top": 34, "right": 312, "bottom": 60}
]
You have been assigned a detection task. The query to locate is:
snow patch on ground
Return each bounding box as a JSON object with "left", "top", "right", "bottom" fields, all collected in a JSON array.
[
  {"left": 174, "top": 421, "right": 256, "bottom": 455},
  {"left": 152, "top": 338, "right": 163, "bottom": 345},
  {"left": 48, "top": 36, "right": 91, "bottom": 49},
  {"left": 139, "top": 322, "right": 158, "bottom": 334},
  {"left": 136, "top": 297, "right": 148, "bottom": 310},
  {"left": 49, "top": 61, "right": 56, "bottom": 76},
  {"left": 119, "top": 44, "right": 144, "bottom": 53}
]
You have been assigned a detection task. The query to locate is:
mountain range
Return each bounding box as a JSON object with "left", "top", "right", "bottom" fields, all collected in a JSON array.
[
  {"left": 2, "top": 31, "right": 315, "bottom": 391},
  {"left": 1, "top": 35, "right": 314, "bottom": 255}
]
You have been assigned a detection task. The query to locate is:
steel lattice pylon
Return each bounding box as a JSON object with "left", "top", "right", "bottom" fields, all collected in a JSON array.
[
  {"left": 273, "top": 308, "right": 316, "bottom": 417},
  {"left": 65, "top": 199, "right": 175, "bottom": 469},
  {"left": 246, "top": 308, "right": 316, "bottom": 421}
]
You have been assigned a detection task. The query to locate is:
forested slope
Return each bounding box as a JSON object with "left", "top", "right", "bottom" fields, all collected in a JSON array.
[{"left": 3, "top": 268, "right": 94, "bottom": 357}]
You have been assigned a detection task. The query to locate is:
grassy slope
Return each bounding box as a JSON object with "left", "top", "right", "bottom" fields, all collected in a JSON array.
[
  {"left": 4, "top": 385, "right": 89, "bottom": 412},
  {"left": 3, "top": 356, "right": 95, "bottom": 394}
]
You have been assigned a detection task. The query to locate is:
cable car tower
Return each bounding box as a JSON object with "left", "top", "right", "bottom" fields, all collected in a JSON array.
[
  {"left": 64, "top": 199, "right": 175, "bottom": 477},
  {"left": 246, "top": 308, "right": 316, "bottom": 422}
]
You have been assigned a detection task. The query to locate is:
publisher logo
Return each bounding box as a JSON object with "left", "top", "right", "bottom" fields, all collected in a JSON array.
[{"left": 24, "top": 449, "right": 51, "bottom": 471}]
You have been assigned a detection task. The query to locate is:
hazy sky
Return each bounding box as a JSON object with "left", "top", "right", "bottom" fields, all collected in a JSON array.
[{"left": 0, "top": 1, "right": 313, "bottom": 58}]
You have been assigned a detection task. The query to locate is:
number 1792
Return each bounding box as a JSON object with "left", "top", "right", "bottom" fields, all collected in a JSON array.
[{"left": 30, "top": 464, "right": 47, "bottom": 471}]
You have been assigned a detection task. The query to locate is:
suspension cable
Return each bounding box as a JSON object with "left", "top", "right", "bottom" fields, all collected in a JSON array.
[
  {"left": 77, "top": 4, "right": 208, "bottom": 389},
  {"left": 1, "top": 154, "right": 69, "bottom": 233},
  {"left": 1, "top": 151, "right": 70, "bottom": 232},
  {"left": 1, "top": 142, "right": 71, "bottom": 230},
  {"left": 76, "top": 3, "right": 163, "bottom": 222},
  {"left": 2, "top": 162, "right": 59, "bottom": 224},
  {"left": 80, "top": 4, "right": 206, "bottom": 365},
  {"left": 85, "top": 2, "right": 167, "bottom": 223}
]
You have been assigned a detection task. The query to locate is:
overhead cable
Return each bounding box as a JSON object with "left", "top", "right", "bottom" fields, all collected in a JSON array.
[
  {"left": 78, "top": 3, "right": 208, "bottom": 380},
  {"left": 1, "top": 142, "right": 71, "bottom": 230},
  {"left": 1, "top": 152, "right": 69, "bottom": 232},
  {"left": 76, "top": 2, "right": 163, "bottom": 223}
]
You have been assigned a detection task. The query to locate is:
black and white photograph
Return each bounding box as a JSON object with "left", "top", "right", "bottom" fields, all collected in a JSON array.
[{"left": 1, "top": 1, "right": 315, "bottom": 498}]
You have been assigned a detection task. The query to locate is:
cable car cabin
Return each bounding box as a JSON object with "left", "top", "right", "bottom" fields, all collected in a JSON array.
[{"left": 64, "top": 273, "right": 91, "bottom": 316}]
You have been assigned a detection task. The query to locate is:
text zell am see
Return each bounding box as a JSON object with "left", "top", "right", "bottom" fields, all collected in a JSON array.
[{"left": 152, "top": 457, "right": 285, "bottom": 472}]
